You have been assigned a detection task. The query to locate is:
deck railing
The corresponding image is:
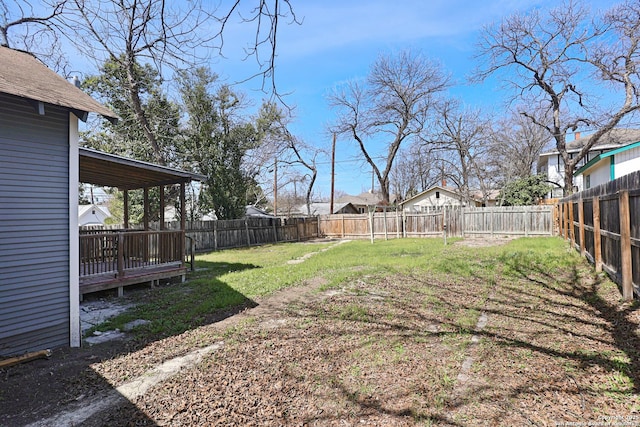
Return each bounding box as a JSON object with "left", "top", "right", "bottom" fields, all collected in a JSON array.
[{"left": 80, "top": 230, "right": 185, "bottom": 278}]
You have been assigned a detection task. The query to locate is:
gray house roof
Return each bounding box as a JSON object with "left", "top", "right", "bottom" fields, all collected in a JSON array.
[
  {"left": 540, "top": 129, "right": 640, "bottom": 156},
  {"left": 0, "top": 46, "right": 117, "bottom": 121},
  {"left": 292, "top": 202, "right": 358, "bottom": 216},
  {"left": 245, "top": 205, "right": 276, "bottom": 218},
  {"left": 336, "top": 191, "right": 398, "bottom": 206}
]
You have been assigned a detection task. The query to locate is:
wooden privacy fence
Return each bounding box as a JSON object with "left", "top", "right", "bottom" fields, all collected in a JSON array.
[
  {"left": 559, "top": 170, "right": 640, "bottom": 300},
  {"left": 463, "top": 206, "right": 556, "bottom": 237},
  {"left": 179, "top": 217, "right": 319, "bottom": 251},
  {"left": 91, "top": 206, "right": 554, "bottom": 253},
  {"left": 318, "top": 206, "right": 555, "bottom": 240},
  {"left": 94, "top": 217, "right": 321, "bottom": 253}
]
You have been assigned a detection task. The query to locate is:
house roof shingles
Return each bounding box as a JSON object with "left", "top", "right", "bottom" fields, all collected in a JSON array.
[
  {"left": 0, "top": 46, "right": 117, "bottom": 120},
  {"left": 336, "top": 191, "right": 398, "bottom": 206},
  {"left": 541, "top": 129, "right": 640, "bottom": 155}
]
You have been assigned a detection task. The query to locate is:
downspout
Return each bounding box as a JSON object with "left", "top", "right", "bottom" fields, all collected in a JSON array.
[{"left": 610, "top": 156, "right": 615, "bottom": 181}]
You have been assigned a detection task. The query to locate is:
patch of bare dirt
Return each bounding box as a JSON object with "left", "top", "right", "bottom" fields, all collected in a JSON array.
[{"left": 454, "top": 236, "right": 518, "bottom": 247}]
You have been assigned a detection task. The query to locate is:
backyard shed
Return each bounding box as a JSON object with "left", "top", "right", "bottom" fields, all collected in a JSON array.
[{"left": 0, "top": 46, "right": 118, "bottom": 356}]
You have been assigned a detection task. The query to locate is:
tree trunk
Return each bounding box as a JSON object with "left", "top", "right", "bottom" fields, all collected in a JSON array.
[
  {"left": 305, "top": 170, "right": 316, "bottom": 216},
  {"left": 380, "top": 178, "right": 390, "bottom": 205},
  {"left": 125, "top": 59, "right": 164, "bottom": 165},
  {"left": 564, "top": 166, "right": 575, "bottom": 196}
]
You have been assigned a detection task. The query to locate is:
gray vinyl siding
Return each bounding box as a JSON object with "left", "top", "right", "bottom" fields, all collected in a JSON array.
[{"left": 0, "top": 93, "right": 70, "bottom": 356}]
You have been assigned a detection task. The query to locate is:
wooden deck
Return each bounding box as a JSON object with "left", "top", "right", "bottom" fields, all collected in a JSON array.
[{"left": 79, "top": 229, "right": 187, "bottom": 297}]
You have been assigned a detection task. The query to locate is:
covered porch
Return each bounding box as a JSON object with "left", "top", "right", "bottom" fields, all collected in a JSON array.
[{"left": 79, "top": 147, "right": 203, "bottom": 297}]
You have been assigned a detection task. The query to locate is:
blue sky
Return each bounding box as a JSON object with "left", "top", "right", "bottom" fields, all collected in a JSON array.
[
  {"left": 48, "top": 0, "right": 613, "bottom": 201},
  {"left": 208, "top": 0, "right": 614, "bottom": 199}
]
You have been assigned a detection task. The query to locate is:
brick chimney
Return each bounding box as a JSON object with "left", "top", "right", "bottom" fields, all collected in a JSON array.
[
  {"left": 441, "top": 178, "right": 446, "bottom": 187},
  {"left": 574, "top": 131, "right": 581, "bottom": 141}
]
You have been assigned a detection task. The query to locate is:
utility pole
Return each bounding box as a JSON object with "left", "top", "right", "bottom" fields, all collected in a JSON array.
[{"left": 330, "top": 133, "right": 336, "bottom": 215}]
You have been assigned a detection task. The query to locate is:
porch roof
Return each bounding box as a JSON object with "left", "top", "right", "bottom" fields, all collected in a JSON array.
[{"left": 80, "top": 147, "right": 205, "bottom": 190}]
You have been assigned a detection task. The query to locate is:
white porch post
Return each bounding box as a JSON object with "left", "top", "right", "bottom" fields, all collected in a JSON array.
[{"left": 69, "top": 114, "right": 80, "bottom": 348}]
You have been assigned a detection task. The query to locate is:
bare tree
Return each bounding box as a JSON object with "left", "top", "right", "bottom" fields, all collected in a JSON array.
[
  {"left": 390, "top": 144, "right": 438, "bottom": 200},
  {"left": 283, "top": 137, "right": 318, "bottom": 215},
  {"left": 0, "top": 0, "right": 69, "bottom": 71},
  {"left": 16, "top": 0, "right": 296, "bottom": 166},
  {"left": 476, "top": 0, "right": 640, "bottom": 194},
  {"left": 63, "top": 0, "right": 218, "bottom": 164},
  {"left": 488, "top": 108, "right": 552, "bottom": 186},
  {"left": 213, "top": 1, "right": 300, "bottom": 98},
  {"left": 329, "top": 50, "right": 450, "bottom": 204},
  {"left": 426, "top": 100, "right": 492, "bottom": 201},
  {"left": 253, "top": 101, "right": 322, "bottom": 214}
]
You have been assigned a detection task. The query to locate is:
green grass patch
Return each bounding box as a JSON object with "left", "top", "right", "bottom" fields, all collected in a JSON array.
[
  {"left": 90, "top": 236, "right": 589, "bottom": 342},
  {"left": 337, "top": 303, "right": 370, "bottom": 322}
]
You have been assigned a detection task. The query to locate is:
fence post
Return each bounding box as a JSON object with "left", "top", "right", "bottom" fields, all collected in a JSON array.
[
  {"left": 396, "top": 209, "right": 400, "bottom": 239},
  {"left": 368, "top": 208, "right": 375, "bottom": 244},
  {"left": 569, "top": 202, "right": 576, "bottom": 244},
  {"left": 443, "top": 205, "right": 447, "bottom": 245},
  {"left": 524, "top": 209, "right": 529, "bottom": 237},
  {"left": 402, "top": 210, "right": 407, "bottom": 238},
  {"left": 578, "top": 198, "right": 585, "bottom": 256},
  {"left": 383, "top": 208, "right": 388, "bottom": 240},
  {"left": 273, "top": 218, "right": 278, "bottom": 243},
  {"left": 567, "top": 202, "right": 572, "bottom": 242},
  {"left": 490, "top": 209, "right": 494, "bottom": 237},
  {"left": 592, "top": 196, "right": 602, "bottom": 272},
  {"left": 245, "top": 218, "right": 251, "bottom": 247},
  {"left": 560, "top": 202, "right": 569, "bottom": 240},
  {"left": 619, "top": 190, "right": 633, "bottom": 300},
  {"left": 213, "top": 221, "right": 218, "bottom": 251},
  {"left": 341, "top": 215, "right": 345, "bottom": 238}
]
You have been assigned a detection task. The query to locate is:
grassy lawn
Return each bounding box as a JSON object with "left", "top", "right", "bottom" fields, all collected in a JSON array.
[
  {"left": 90, "top": 237, "right": 640, "bottom": 425},
  {"left": 94, "top": 238, "right": 466, "bottom": 337}
]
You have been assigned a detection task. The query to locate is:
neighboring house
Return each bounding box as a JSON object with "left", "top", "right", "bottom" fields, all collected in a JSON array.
[
  {"left": 245, "top": 205, "right": 276, "bottom": 219},
  {"left": 336, "top": 191, "right": 398, "bottom": 214},
  {"left": 575, "top": 140, "right": 640, "bottom": 191},
  {"left": 78, "top": 204, "right": 112, "bottom": 226},
  {"left": 537, "top": 129, "right": 640, "bottom": 198},
  {"left": 400, "top": 185, "right": 499, "bottom": 213},
  {"left": 0, "top": 46, "right": 118, "bottom": 356},
  {"left": 470, "top": 189, "right": 500, "bottom": 207},
  {"left": 291, "top": 202, "right": 359, "bottom": 216},
  {"left": 164, "top": 206, "right": 217, "bottom": 222}
]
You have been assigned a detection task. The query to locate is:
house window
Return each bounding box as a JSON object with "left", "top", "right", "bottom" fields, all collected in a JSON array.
[
  {"left": 435, "top": 191, "right": 440, "bottom": 199},
  {"left": 358, "top": 207, "right": 365, "bottom": 214},
  {"left": 586, "top": 175, "right": 591, "bottom": 189}
]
